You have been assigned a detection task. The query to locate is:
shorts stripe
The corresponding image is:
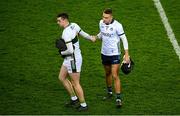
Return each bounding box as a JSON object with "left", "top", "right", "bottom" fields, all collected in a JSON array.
[{"left": 71, "top": 53, "right": 77, "bottom": 72}]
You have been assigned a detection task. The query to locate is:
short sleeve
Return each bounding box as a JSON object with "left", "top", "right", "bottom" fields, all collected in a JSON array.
[
  {"left": 74, "top": 23, "right": 81, "bottom": 33},
  {"left": 116, "top": 23, "right": 125, "bottom": 37}
]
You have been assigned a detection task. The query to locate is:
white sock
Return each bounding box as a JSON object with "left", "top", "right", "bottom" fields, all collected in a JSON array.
[
  {"left": 71, "top": 96, "right": 78, "bottom": 101},
  {"left": 80, "top": 102, "right": 87, "bottom": 107},
  {"left": 116, "top": 99, "right": 121, "bottom": 102}
]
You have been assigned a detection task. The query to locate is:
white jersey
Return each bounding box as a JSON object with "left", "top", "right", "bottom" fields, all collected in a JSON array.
[
  {"left": 98, "top": 19, "right": 127, "bottom": 56},
  {"left": 61, "top": 23, "right": 82, "bottom": 73},
  {"left": 60, "top": 22, "right": 92, "bottom": 73},
  {"left": 62, "top": 23, "right": 81, "bottom": 56}
]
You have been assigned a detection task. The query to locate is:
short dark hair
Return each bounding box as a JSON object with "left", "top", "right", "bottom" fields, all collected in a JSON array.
[
  {"left": 57, "top": 13, "right": 69, "bottom": 20},
  {"left": 103, "top": 8, "right": 112, "bottom": 14}
]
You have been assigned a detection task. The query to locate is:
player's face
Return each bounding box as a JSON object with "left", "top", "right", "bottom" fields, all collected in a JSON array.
[
  {"left": 103, "top": 13, "right": 113, "bottom": 24},
  {"left": 57, "top": 17, "right": 65, "bottom": 27}
]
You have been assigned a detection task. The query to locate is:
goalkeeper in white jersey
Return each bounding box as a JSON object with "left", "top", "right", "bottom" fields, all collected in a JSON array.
[
  {"left": 56, "top": 13, "right": 95, "bottom": 111},
  {"left": 96, "top": 8, "right": 130, "bottom": 108}
]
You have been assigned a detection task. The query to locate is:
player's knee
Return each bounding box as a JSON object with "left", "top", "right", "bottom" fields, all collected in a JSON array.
[
  {"left": 105, "top": 71, "right": 111, "bottom": 77},
  {"left": 58, "top": 75, "right": 65, "bottom": 82},
  {"left": 112, "top": 75, "right": 119, "bottom": 80},
  {"left": 71, "top": 81, "right": 80, "bottom": 87}
]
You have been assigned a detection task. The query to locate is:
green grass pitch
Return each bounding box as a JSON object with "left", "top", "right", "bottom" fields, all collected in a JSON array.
[{"left": 0, "top": 0, "right": 179, "bottom": 114}]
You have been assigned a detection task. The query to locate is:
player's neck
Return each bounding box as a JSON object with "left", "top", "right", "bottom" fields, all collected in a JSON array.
[
  {"left": 110, "top": 19, "right": 114, "bottom": 24},
  {"left": 105, "top": 19, "right": 114, "bottom": 25},
  {"left": 64, "top": 22, "right": 70, "bottom": 28}
]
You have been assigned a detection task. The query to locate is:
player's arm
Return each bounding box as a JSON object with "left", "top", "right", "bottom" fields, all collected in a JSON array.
[
  {"left": 117, "top": 23, "right": 130, "bottom": 62},
  {"left": 79, "top": 30, "right": 96, "bottom": 42},
  {"left": 75, "top": 23, "right": 95, "bottom": 42},
  {"left": 96, "top": 32, "right": 102, "bottom": 40},
  {"left": 61, "top": 32, "right": 74, "bottom": 55},
  {"left": 79, "top": 30, "right": 91, "bottom": 40},
  {"left": 96, "top": 21, "right": 103, "bottom": 40},
  {"left": 61, "top": 41, "right": 73, "bottom": 55},
  {"left": 120, "top": 34, "right": 129, "bottom": 62}
]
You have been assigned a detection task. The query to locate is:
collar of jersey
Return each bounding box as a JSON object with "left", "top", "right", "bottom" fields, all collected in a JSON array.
[
  {"left": 64, "top": 23, "right": 71, "bottom": 29},
  {"left": 105, "top": 19, "right": 114, "bottom": 25}
]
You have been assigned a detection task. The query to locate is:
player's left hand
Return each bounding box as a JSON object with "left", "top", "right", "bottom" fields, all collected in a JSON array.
[
  {"left": 124, "top": 55, "right": 130, "bottom": 63},
  {"left": 58, "top": 50, "right": 66, "bottom": 58}
]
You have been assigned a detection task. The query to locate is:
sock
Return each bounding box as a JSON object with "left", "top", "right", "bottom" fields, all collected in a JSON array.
[
  {"left": 107, "top": 86, "right": 112, "bottom": 94},
  {"left": 71, "top": 96, "right": 78, "bottom": 101},
  {"left": 116, "top": 99, "right": 121, "bottom": 102},
  {"left": 116, "top": 93, "right": 121, "bottom": 100},
  {"left": 80, "top": 102, "right": 87, "bottom": 107}
]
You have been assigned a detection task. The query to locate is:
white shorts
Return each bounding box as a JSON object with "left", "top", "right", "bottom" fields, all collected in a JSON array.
[{"left": 63, "top": 54, "right": 82, "bottom": 73}]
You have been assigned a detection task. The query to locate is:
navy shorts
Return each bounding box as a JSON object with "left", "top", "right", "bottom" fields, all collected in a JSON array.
[{"left": 101, "top": 54, "right": 120, "bottom": 65}]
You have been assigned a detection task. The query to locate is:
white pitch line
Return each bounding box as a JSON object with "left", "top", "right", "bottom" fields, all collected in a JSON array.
[{"left": 153, "top": 0, "right": 180, "bottom": 61}]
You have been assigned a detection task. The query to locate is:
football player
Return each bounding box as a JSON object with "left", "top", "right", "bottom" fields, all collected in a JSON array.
[
  {"left": 96, "top": 8, "right": 130, "bottom": 108},
  {"left": 56, "top": 13, "right": 95, "bottom": 111}
]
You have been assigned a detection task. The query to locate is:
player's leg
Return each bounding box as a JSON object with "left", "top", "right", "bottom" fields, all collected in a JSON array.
[
  {"left": 68, "top": 54, "right": 87, "bottom": 111},
  {"left": 112, "top": 64, "right": 122, "bottom": 108},
  {"left": 103, "top": 64, "right": 113, "bottom": 99},
  {"left": 101, "top": 54, "right": 113, "bottom": 99},
  {"left": 69, "top": 73, "right": 85, "bottom": 103},
  {"left": 58, "top": 65, "right": 78, "bottom": 106},
  {"left": 112, "top": 64, "right": 121, "bottom": 93},
  {"left": 69, "top": 72, "right": 88, "bottom": 111}
]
